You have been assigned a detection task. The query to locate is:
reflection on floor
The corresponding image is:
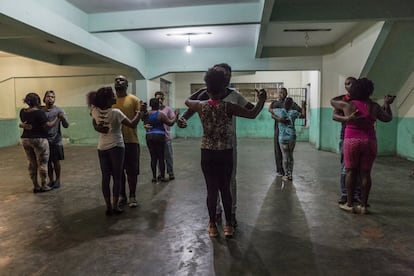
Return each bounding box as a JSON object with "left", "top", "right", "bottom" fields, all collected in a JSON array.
[{"left": 0, "top": 138, "right": 413, "bottom": 275}]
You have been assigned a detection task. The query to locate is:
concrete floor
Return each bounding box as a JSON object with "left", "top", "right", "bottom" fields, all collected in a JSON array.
[{"left": 0, "top": 138, "right": 413, "bottom": 276}]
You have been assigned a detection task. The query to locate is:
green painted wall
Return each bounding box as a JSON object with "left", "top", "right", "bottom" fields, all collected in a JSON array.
[
  {"left": 309, "top": 108, "right": 321, "bottom": 148},
  {"left": 319, "top": 107, "right": 342, "bottom": 152},
  {"left": 0, "top": 107, "right": 310, "bottom": 147},
  {"left": 0, "top": 119, "right": 19, "bottom": 147},
  {"left": 0, "top": 106, "right": 402, "bottom": 159},
  {"left": 376, "top": 120, "right": 398, "bottom": 156},
  {"left": 63, "top": 106, "right": 148, "bottom": 146},
  {"left": 174, "top": 108, "right": 309, "bottom": 141},
  {"left": 63, "top": 107, "right": 99, "bottom": 145},
  {"left": 397, "top": 117, "right": 414, "bottom": 160},
  {"left": 318, "top": 107, "right": 398, "bottom": 155}
]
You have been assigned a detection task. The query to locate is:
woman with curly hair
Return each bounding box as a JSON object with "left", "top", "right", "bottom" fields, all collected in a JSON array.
[
  {"left": 331, "top": 78, "right": 395, "bottom": 214},
  {"left": 20, "top": 92, "right": 59, "bottom": 193},
  {"left": 88, "top": 87, "right": 141, "bottom": 215}
]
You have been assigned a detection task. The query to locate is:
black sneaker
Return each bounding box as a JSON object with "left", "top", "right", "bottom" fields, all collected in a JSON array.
[
  {"left": 118, "top": 197, "right": 127, "bottom": 206},
  {"left": 231, "top": 213, "right": 238, "bottom": 228},
  {"left": 338, "top": 195, "right": 347, "bottom": 204},
  {"left": 47, "top": 181, "right": 55, "bottom": 188},
  {"left": 113, "top": 206, "right": 124, "bottom": 215},
  {"left": 215, "top": 212, "right": 222, "bottom": 225},
  {"left": 169, "top": 174, "right": 175, "bottom": 180}
]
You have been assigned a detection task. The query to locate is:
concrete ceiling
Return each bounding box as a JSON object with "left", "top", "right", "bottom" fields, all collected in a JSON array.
[{"left": 0, "top": 0, "right": 413, "bottom": 69}]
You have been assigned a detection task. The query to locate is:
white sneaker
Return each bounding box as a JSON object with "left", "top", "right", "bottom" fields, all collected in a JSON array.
[
  {"left": 339, "top": 203, "right": 354, "bottom": 213},
  {"left": 129, "top": 198, "right": 138, "bottom": 208},
  {"left": 355, "top": 205, "right": 368, "bottom": 214}
]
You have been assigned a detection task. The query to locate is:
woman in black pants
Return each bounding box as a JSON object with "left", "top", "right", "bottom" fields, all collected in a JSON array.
[
  {"left": 88, "top": 87, "right": 141, "bottom": 215},
  {"left": 185, "top": 66, "right": 267, "bottom": 238},
  {"left": 145, "top": 98, "right": 178, "bottom": 182}
]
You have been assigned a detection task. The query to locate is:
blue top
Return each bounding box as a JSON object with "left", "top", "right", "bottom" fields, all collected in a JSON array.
[
  {"left": 274, "top": 108, "right": 301, "bottom": 143},
  {"left": 146, "top": 111, "right": 165, "bottom": 135}
]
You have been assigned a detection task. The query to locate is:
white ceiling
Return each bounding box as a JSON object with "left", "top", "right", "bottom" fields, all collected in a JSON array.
[
  {"left": 121, "top": 25, "right": 259, "bottom": 50},
  {"left": 1, "top": 0, "right": 408, "bottom": 67},
  {"left": 67, "top": 0, "right": 258, "bottom": 13},
  {"left": 66, "top": 0, "right": 358, "bottom": 50}
]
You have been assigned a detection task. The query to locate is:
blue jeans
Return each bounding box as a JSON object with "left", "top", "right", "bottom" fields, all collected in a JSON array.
[
  {"left": 274, "top": 126, "right": 284, "bottom": 174},
  {"left": 280, "top": 140, "right": 296, "bottom": 176},
  {"left": 164, "top": 139, "right": 174, "bottom": 175},
  {"left": 339, "top": 139, "right": 361, "bottom": 199}
]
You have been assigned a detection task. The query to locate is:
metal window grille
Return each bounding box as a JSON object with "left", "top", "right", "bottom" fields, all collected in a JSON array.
[
  {"left": 189, "top": 83, "right": 307, "bottom": 126},
  {"left": 288, "top": 87, "right": 307, "bottom": 126},
  {"left": 229, "top": 82, "right": 284, "bottom": 103}
]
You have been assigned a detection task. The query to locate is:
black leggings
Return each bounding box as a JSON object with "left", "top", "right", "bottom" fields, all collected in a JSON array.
[
  {"left": 146, "top": 134, "right": 166, "bottom": 178},
  {"left": 98, "top": 146, "right": 125, "bottom": 199},
  {"left": 201, "top": 149, "right": 233, "bottom": 224}
]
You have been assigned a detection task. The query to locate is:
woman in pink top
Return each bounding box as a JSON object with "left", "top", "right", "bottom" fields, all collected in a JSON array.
[{"left": 331, "top": 78, "right": 394, "bottom": 214}]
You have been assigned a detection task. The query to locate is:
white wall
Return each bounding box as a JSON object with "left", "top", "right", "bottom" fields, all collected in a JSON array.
[
  {"left": 0, "top": 56, "right": 135, "bottom": 112},
  {"left": 172, "top": 71, "right": 305, "bottom": 108},
  {"left": 174, "top": 73, "right": 206, "bottom": 108},
  {"left": 301, "top": 71, "right": 320, "bottom": 110},
  {"left": 0, "top": 79, "right": 16, "bottom": 118},
  {"left": 1, "top": 55, "right": 315, "bottom": 117},
  {"left": 321, "top": 22, "right": 384, "bottom": 107},
  {"left": 397, "top": 71, "right": 414, "bottom": 118}
]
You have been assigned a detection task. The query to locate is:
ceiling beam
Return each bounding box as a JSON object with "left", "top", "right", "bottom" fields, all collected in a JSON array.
[
  {"left": 88, "top": 3, "right": 262, "bottom": 33},
  {"left": 270, "top": 0, "right": 414, "bottom": 22},
  {"left": 255, "top": 0, "right": 275, "bottom": 58},
  {"left": 0, "top": 40, "right": 62, "bottom": 65}
]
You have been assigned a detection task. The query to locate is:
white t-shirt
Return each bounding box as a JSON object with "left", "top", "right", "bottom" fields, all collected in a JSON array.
[{"left": 91, "top": 107, "right": 126, "bottom": 150}]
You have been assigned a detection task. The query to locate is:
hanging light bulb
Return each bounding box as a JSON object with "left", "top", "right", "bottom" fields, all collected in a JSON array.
[{"left": 185, "top": 35, "right": 192, "bottom": 53}]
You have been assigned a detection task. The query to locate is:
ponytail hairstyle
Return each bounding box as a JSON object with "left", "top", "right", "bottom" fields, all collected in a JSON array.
[
  {"left": 86, "top": 90, "right": 97, "bottom": 108},
  {"left": 204, "top": 66, "right": 228, "bottom": 97}
]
